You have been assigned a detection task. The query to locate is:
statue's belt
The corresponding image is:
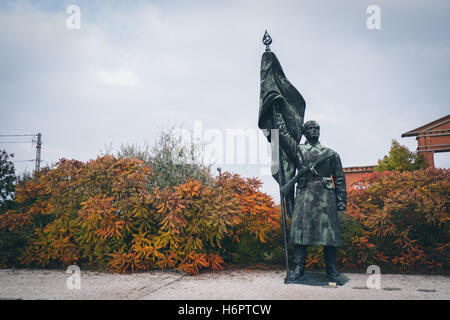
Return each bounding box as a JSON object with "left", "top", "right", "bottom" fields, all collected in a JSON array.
[
  {"left": 297, "top": 176, "right": 334, "bottom": 190},
  {"left": 280, "top": 153, "right": 334, "bottom": 196},
  {"left": 305, "top": 176, "right": 328, "bottom": 182}
]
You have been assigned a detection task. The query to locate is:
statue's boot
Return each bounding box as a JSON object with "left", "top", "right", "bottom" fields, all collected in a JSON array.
[
  {"left": 324, "top": 246, "right": 348, "bottom": 285},
  {"left": 324, "top": 246, "right": 340, "bottom": 278},
  {"left": 288, "top": 245, "right": 307, "bottom": 282}
]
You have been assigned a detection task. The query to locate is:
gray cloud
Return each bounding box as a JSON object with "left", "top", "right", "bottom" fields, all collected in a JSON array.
[{"left": 0, "top": 0, "right": 449, "bottom": 201}]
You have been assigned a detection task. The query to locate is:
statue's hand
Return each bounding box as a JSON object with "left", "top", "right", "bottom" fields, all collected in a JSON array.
[
  {"left": 273, "top": 100, "right": 282, "bottom": 113},
  {"left": 309, "top": 165, "right": 319, "bottom": 176}
]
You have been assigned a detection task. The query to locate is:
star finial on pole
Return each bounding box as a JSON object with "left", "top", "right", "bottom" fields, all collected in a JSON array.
[{"left": 262, "top": 30, "right": 272, "bottom": 51}]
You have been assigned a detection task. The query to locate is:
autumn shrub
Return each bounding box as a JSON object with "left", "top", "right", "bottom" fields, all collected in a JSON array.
[
  {"left": 0, "top": 156, "right": 280, "bottom": 274},
  {"left": 0, "top": 157, "right": 153, "bottom": 269},
  {"left": 214, "top": 172, "right": 281, "bottom": 265},
  {"left": 339, "top": 168, "right": 449, "bottom": 273}
]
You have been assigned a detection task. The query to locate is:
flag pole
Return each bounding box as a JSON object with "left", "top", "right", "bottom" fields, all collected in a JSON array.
[
  {"left": 270, "top": 124, "right": 290, "bottom": 283},
  {"left": 279, "top": 177, "right": 290, "bottom": 283},
  {"left": 263, "top": 30, "right": 290, "bottom": 282}
]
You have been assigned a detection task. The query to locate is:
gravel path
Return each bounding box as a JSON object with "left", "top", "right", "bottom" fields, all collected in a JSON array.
[{"left": 0, "top": 268, "right": 448, "bottom": 300}]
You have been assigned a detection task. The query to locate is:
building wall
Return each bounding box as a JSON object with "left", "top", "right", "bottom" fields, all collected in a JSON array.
[
  {"left": 403, "top": 115, "right": 450, "bottom": 168},
  {"left": 416, "top": 121, "right": 450, "bottom": 168},
  {"left": 343, "top": 166, "right": 376, "bottom": 186}
]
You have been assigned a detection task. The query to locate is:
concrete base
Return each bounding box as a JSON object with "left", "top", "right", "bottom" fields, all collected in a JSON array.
[{"left": 284, "top": 271, "right": 349, "bottom": 286}]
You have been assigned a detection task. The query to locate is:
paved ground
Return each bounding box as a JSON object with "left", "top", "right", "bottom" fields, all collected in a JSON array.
[{"left": 0, "top": 268, "right": 448, "bottom": 300}]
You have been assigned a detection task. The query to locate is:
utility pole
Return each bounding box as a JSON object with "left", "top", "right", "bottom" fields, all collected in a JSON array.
[{"left": 35, "top": 133, "right": 41, "bottom": 173}]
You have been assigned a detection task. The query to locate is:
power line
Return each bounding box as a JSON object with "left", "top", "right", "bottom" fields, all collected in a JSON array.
[
  {"left": 0, "top": 135, "right": 39, "bottom": 144},
  {"left": 0, "top": 134, "right": 36, "bottom": 137},
  {"left": 0, "top": 141, "right": 35, "bottom": 144}
]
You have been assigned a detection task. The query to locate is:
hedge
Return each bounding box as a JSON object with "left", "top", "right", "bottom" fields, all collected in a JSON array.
[{"left": 1, "top": 157, "right": 448, "bottom": 275}]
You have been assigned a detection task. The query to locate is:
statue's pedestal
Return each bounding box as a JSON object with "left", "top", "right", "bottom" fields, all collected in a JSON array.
[{"left": 284, "top": 271, "right": 349, "bottom": 286}]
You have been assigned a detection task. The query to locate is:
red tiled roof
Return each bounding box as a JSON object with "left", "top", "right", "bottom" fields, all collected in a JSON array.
[{"left": 401, "top": 114, "right": 450, "bottom": 137}]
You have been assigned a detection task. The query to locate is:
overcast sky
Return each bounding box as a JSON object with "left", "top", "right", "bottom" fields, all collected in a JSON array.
[{"left": 1, "top": 0, "right": 449, "bottom": 202}]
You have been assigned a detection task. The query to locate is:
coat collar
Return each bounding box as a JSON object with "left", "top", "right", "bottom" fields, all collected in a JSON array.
[{"left": 304, "top": 140, "right": 323, "bottom": 150}]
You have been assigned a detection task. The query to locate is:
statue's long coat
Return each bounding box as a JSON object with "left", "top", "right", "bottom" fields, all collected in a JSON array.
[{"left": 275, "top": 113, "right": 347, "bottom": 246}]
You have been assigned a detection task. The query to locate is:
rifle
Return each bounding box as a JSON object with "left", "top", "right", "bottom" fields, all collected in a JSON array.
[{"left": 280, "top": 153, "right": 334, "bottom": 196}]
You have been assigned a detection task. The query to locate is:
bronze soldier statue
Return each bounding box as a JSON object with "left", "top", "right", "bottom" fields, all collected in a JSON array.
[
  {"left": 275, "top": 115, "right": 347, "bottom": 284},
  {"left": 258, "top": 32, "right": 347, "bottom": 285}
]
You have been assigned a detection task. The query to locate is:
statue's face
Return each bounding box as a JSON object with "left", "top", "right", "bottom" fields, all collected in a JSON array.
[{"left": 304, "top": 124, "right": 320, "bottom": 140}]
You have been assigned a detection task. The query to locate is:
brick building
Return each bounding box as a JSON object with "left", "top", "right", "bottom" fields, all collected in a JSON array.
[
  {"left": 401, "top": 114, "right": 450, "bottom": 168},
  {"left": 343, "top": 165, "right": 376, "bottom": 186}
]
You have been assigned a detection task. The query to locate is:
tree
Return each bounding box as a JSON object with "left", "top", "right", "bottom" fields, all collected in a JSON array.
[
  {"left": 0, "top": 149, "right": 16, "bottom": 212},
  {"left": 375, "top": 139, "right": 426, "bottom": 172},
  {"left": 117, "top": 126, "right": 213, "bottom": 190}
]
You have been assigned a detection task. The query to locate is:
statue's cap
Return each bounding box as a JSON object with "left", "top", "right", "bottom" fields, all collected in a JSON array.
[{"left": 303, "top": 120, "right": 320, "bottom": 131}]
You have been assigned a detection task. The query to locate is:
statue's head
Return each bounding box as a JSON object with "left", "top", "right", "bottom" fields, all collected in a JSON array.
[{"left": 303, "top": 120, "right": 320, "bottom": 141}]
